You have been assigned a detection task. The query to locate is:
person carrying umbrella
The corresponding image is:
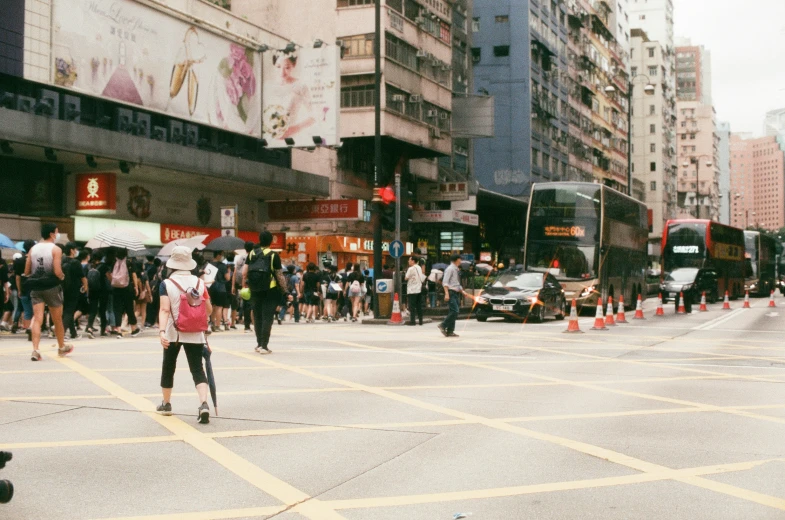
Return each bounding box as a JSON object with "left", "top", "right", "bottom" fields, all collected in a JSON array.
[{"left": 156, "top": 246, "right": 214, "bottom": 424}]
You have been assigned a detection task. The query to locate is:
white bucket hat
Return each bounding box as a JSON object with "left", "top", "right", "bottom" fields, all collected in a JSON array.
[{"left": 166, "top": 246, "right": 197, "bottom": 271}]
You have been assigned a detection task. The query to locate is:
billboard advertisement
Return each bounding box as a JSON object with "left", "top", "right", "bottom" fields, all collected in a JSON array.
[
  {"left": 51, "top": 0, "right": 262, "bottom": 136},
  {"left": 262, "top": 47, "right": 340, "bottom": 148}
]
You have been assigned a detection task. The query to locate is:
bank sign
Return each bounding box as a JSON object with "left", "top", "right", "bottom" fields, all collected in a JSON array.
[{"left": 75, "top": 173, "right": 116, "bottom": 215}]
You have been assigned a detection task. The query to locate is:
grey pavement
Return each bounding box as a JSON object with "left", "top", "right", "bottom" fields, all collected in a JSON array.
[{"left": 0, "top": 295, "right": 784, "bottom": 519}]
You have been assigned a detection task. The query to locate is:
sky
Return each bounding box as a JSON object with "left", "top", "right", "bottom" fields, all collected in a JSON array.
[{"left": 673, "top": 0, "right": 785, "bottom": 135}]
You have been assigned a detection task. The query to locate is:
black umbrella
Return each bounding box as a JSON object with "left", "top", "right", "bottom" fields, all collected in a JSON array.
[
  {"left": 203, "top": 345, "right": 218, "bottom": 415},
  {"left": 205, "top": 235, "right": 245, "bottom": 252}
]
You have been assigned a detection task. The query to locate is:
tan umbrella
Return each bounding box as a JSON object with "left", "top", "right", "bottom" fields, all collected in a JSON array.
[
  {"left": 85, "top": 228, "right": 148, "bottom": 251},
  {"left": 158, "top": 234, "right": 209, "bottom": 257}
]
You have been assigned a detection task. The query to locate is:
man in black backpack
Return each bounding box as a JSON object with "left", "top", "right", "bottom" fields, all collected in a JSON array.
[{"left": 242, "top": 231, "right": 287, "bottom": 354}]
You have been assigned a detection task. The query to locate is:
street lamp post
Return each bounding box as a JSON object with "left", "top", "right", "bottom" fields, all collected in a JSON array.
[
  {"left": 682, "top": 155, "right": 713, "bottom": 219},
  {"left": 605, "top": 76, "right": 655, "bottom": 197}
]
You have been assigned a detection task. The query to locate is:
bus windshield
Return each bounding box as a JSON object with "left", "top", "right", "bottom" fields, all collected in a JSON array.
[
  {"left": 664, "top": 222, "right": 707, "bottom": 271},
  {"left": 526, "top": 242, "right": 596, "bottom": 280}
]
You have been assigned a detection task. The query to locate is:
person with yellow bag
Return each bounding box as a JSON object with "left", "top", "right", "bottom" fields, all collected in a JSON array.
[{"left": 242, "top": 231, "right": 287, "bottom": 354}]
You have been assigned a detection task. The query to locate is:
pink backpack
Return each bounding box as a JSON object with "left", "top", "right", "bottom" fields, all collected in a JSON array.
[{"left": 167, "top": 278, "right": 208, "bottom": 334}]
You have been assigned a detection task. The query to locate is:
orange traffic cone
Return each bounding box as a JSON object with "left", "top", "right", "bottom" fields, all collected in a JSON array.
[
  {"left": 722, "top": 291, "right": 731, "bottom": 310},
  {"left": 633, "top": 294, "right": 645, "bottom": 319},
  {"left": 698, "top": 292, "right": 708, "bottom": 312},
  {"left": 676, "top": 292, "right": 687, "bottom": 314},
  {"left": 605, "top": 296, "right": 616, "bottom": 326},
  {"left": 769, "top": 290, "right": 777, "bottom": 308},
  {"left": 591, "top": 298, "right": 607, "bottom": 330},
  {"left": 616, "top": 295, "right": 628, "bottom": 323},
  {"left": 742, "top": 291, "right": 751, "bottom": 309},
  {"left": 389, "top": 293, "right": 403, "bottom": 324},
  {"left": 564, "top": 299, "right": 583, "bottom": 333},
  {"left": 655, "top": 293, "right": 665, "bottom": 316}
]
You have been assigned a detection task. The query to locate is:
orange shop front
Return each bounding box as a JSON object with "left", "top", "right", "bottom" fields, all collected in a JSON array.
[{"left": 278, "top": 235, "right": 413, "bottom": 271}]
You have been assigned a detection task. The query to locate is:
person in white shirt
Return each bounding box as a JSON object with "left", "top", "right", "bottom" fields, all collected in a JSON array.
[
  {"left": 405, "top": 255, "right": 426, "bottom": 326},
  {"left": 438, "top": 254, "right": 463, "bottom": 337}
]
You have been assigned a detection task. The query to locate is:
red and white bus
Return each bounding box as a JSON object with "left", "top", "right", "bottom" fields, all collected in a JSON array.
[{"left": 661, "top": 219, "right": 745, "bottom": 299}]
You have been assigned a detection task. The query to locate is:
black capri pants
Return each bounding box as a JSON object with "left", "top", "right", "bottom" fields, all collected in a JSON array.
[{"left": 160, "top": 342, "right": 208, "bottom": 389}]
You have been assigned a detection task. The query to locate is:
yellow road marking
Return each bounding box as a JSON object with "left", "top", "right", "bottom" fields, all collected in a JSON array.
[
  {"left": 92, "top": 505, "right": 286, "bottom": 520},
  {"left": 50, "top": 353, "right": 346, "bottom": 520},
  {"left": 0, "top": 435, "right": 179, "bottom": 450}
]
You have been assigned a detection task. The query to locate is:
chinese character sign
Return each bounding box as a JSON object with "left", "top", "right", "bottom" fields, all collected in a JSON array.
[
  {"left": 75, "top": 173, "right": 116, "bottom": 215},
  {"left": 267, "top": 200, "right": 362, "bottom": 221}
]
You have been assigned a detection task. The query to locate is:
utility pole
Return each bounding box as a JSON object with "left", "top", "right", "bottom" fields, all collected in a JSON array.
[
  {"left": 394, "top": 171, "right": 402, "bottom": 299},
  {"left": 372, "top": 0, "right": 382, "bottom": 316}
]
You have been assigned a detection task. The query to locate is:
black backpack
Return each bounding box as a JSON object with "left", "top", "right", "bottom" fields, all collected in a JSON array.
[
  {"left": 246, "top": 248, "right": 274, "bottom": 292},
  {"left": 87, "top": 267, "right": 103, "bottom": 292}
]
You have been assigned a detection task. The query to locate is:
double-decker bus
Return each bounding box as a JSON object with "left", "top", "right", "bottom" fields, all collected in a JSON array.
[
  {"left": 743, "top": 230, "right": 777, "bottom": 297},
  {"left": 524, "top": 182, "right": 648, "bottom": 310},
  {"left": 661, "top": 220, "right": 745, "bottom": 299}
]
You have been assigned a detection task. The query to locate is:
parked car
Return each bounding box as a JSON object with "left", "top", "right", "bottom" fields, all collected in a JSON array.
[
  {"left": 474, "top": 272, "right": 567, "bottom": 323},
  {"left": 646, "top": 268, "right": 661, "bottom": 296},
  {"left": 660, "top": 268, "right": 719, "bottom": 310}
]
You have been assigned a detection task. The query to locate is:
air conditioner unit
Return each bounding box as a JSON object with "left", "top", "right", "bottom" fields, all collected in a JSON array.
[
  {"left": 415, "top": 16, "right": 427, "bottom": 25},
  {"left": 441, "top": 65, "right": 452, "bottom": 71},
  {"left": 416, "top": 49, "right": 428, "bottom": 58},
  {"left": 391, "top": 94, "right": 405, "bottom": 102},
  {"left": 409, "top": 94, "right": 422, "bottom": 103},
  {"left": 430, "top": 127, "right": 441, "bottom": 139},
  {"left": 439, "top": 113, "right": 448, "bottom": 120},
  {"left": 426, "top": 109, "right": 438, "bottom": 118}
]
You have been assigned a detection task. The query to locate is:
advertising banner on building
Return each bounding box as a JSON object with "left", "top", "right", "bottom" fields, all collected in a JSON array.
[
  {"left": 412, "top": 210, "right": 479, "bottom": 226},
  {"left": 75, "top": 173, "right": 116, "bottom": 215},
  {"left": 51, "top": 0, "right": 262, "bottom": 136},
  {"left": 262, "top": 46, "right": 340, "bottom": 148},
  {"left": 266, "top": 200, "right": 362, "bottom": 221},
  {"left": 417, "top": 182, "right": 470, "bottom": 202}
]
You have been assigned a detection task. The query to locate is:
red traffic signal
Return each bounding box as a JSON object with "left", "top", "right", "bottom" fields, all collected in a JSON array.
[{"left": 380, "top": 186, "right": 396, "bottom": 205}]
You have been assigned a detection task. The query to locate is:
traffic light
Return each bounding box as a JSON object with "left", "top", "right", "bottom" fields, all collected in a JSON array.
[
  {"left": 378, "top": 186, "right": 396, "bottom": 231},
  {"left": 400, "top": 188, "right": 414, "bottom": 232}
]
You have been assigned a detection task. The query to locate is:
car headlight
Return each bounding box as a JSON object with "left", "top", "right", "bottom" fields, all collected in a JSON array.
[
  {"left": 682, "top": 284, "right": 693, "bottom": 291},
  {"left": 475, "top": 295, "right": 488, "bottom": 304},
  {"left": 580, "top": 285, "right": 595, "bottom": 297},
  {"left": 750, "top": 283, "right": 757, "bottom": 290}
]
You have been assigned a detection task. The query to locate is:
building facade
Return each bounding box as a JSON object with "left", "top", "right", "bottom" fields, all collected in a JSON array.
[
  {"left": 0, "top": 0, "right": 330, "bottom": 251},
  {"left": 674, "top": 38, "right": 712, "bottom": 106},
  {"left": 676, "top": 102, "right": 719, "bottom": 220},
  {"left": 629, "top": 29, "right": 676, "bottom": 238},
  {"left": 764, "top": 107, "right": 785, "bottom": 151},
  {"left": 730, "top": 135, "right": 785, "bottom": 231},
  {"left": 716, "top": 121, "right": 731, "bottom": 225}
]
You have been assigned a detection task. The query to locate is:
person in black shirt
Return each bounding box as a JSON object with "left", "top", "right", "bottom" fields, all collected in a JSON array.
[
  {"left": 0, "top": 259, "right": 10, "bottom": 331},
  {"left": 209, "top": 251, "right": 230, "bottom": 332},
  {"left": 243, "top": 231, "right": 287, "bottom": 352},
  {"left": 13, "top": 242, "right": 34, "bottom": 335},
  {"left": 62, "top": 243, "right": 87, "bottom": 339},
  {"left": 301, "top": 263, "right": 321, "bottom": 323}
]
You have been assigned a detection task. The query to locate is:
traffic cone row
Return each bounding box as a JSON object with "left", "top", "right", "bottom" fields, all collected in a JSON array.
[
  {"left": 676, "top": 292, "right": 687, "bottom": 314},
  {"left": 655, "top": 293, "right": 665, "bottom": 316},
  {"left": 591, "top": 297, "right": 607, "bottom": 330},
  {"left": 633, "top": 294, "right": 645, "bottom": 320},
  {"left": 769, "top": 290, "right": 777, "bottom": 308},
  {"left": 742, "top": 290, "right": 751, "bottom": 309},
  {"left": 605, "top": 296, "right": 616, "bottom": 326}
]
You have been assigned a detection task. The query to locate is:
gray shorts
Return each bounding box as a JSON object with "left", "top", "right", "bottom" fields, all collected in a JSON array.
[{"left": 31, "top": 286, "right": 64, "bottom": 308}]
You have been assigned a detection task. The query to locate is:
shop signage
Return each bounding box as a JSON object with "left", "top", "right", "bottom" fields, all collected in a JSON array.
[
  {"left": 75, "top": 173, "right": 116, "bottom": 215},
  {"left": 412, "top": 210, "right": 478, "bottom": 226},
  {"left": 161, "top": 223, "right": 271, "bottom": 245},
  {"left": 267, "top": 200, "right": 362, "bottom": 221},
  {"left": 50, "top": 0, "right": 262, "bottom": 136},
  {"left": 544, "top": 225, "right": 586, "bottom": 238},
  {"left": 220, "top": 206, "right": 237, "bottom": 228},
  {"left": 480, "top": 251, "right": 492, "bottom": 262},
  {"left": 417, "top": 182, "right": 469, "bottom": 202}
]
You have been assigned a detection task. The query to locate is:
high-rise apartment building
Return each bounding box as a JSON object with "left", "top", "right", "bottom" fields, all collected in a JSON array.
[
  {"left": 674, "top": 38, "right": 711, "bottom": 105},
  {"left": 629, "top": 29, "right": 676, "bottom": 237},
  {"left": 627, "top": 0, "right": 674, "bottom": 55},
  {"left": 730, "top": 135, "right": 785, "bottom": 231},
  {"left": 613, "top": 0, "right": 632, "bottom": 65},
  {"left": 676, "top": 102, "right": 720, "bottom": 220},
  {"left": 716, "top": 121, "right": 731, "bottom": 224},
  {"left": 764, "top": 107, "right": 785, "bottom": 151}
]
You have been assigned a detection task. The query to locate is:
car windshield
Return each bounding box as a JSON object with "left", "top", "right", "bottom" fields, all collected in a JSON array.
[
  {"left": 665, "top": 269, "right": 698, "bottom": 283},
  {"left": 489, "top": 272, "right": 544, "bottom": 290}
]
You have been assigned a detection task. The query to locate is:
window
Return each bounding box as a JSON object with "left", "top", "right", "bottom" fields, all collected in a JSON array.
[
  {"left": 341, "top": 84, "right": 375, "bottom": 107},
  {"left": 648, "top": 47, "right": 655, "bottom": 58},
  {"left": 649, "top": 104, "right": 655, "bottom": 115},
  {"left": 640, "top": 14, "right": 646, "bottom": 20},
  {"left": 651, "top": 181, "right": 657, "bottom": 191},
  {"left": 338, "top": 0, "right": 374, "bottom": 6},
  {"left": 631, "top": 66, "right": 637, "bottom": 76},
  {"left": 471, "top": 47, "right": 481, "bottom": 63},
  {"left": 650, "top": 161, "right": 656, "bottom": 172},
  {"left": 341, "top": 34, "right": 374, "bottom": 57},
  {"left": 495, "top": 15, "right": 509, "bottom": 23},
  {"left": 689, "top": 134, "right": 695, "bottom": 140},
  {"left": 493, "top": 45, "right": 510, "bottom": 57},
  {"left": 648, "top": 66, "right": 658, "bottom": 76},
  {"left": 650, "top": 143, "right": 656, "bottom": 153},
  {"left": 649, "top": 124, "right": 655, "bottom": 134},
  {"left": 681, "top": 121, "right": 686, "bottom": 127},
  {"left": 472, "top": 17, "right": 480, "bottom": 32},
  {"left": 532, "top": 148, "right": 540, "bottom": 167}
]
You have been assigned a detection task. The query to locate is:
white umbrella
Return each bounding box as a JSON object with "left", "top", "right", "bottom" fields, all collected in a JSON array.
[
  {"left": 158, "top": 234, "right": 209, "bottom": 257},
  {"left": 85, "top": 228, "right": 148, "bottom": 251}
]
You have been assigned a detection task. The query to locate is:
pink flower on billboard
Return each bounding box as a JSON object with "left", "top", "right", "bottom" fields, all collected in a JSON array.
[{"left": 219, "top": 44, "right": 257, "bottom": 123}]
